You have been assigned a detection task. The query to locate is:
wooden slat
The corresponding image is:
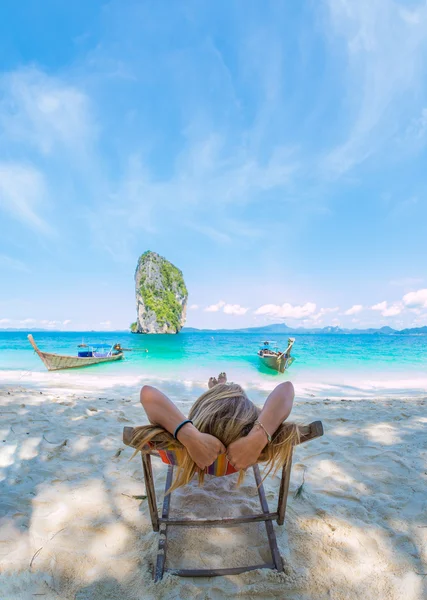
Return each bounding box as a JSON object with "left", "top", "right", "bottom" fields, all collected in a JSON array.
[
  {"left": 154, "top": 465, "right": 173, "bottom": 582},
  {"left": 141, "top": 454, "right": 159, "bottom": 532},
  {"left": 277, "top": 448, "right": 293, "bottom": 526},
  {"left": 160, "top": 512, "right": 278, "bottom": 527},
  {"left": 166, "top": 563, "right": 275, "bottom": 577},
  {"left": 253, "top": 465, "right": 283, "bottom": 572}
]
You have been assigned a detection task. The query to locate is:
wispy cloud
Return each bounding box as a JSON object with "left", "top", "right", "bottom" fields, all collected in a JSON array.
[
  {"left": 324, "top": 0, "right": 427, "bottom": 174},
  {"left": 0, "top": 162, "right": 54, "bottom": 235},
  {"left": 389, "top": 277, "right": 424, "bottom": 287},
  {"left": 88, "top": 144, "right": 298, "bottom": 258},
  {"left": 0, "top": 67, "right": 93, "bottom": 156},
  {"left": 0, "top": 68, "right": 94, "bottom": 238},
  {"left": 0, "top": 254, "right": 28, "bottom": 272}
]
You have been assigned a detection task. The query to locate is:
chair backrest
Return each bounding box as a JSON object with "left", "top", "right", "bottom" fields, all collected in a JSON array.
[
  {"left": 123, "top": 421, "right": 324, "bottom": 477},
  {"left": 147, "top": 443, "right": 238, "bottom": 476}
]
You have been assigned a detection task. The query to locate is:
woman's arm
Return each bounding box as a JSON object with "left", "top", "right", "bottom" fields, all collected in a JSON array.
[
  {"left": 140, "top": 385, "right": 226, "bottom": 470},
  {"left": 226, "top": 381, "right": 295, "bottom": 470}
]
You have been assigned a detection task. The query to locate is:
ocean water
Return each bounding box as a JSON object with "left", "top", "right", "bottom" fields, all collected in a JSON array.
[{"left": 1, "top": 331, "right": 426, "bottom": 393}]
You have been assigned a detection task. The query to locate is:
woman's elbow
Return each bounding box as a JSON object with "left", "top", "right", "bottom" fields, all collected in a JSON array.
[
  {"left": 140, "top": 385, "right": 156, "bottom": 407},
  {"left": 278, "top": 380, "right": 295, "bottom": 400}
]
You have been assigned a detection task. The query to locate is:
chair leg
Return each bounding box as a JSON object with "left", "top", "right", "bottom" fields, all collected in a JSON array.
[
  {"left": 277, "top": 449, "right": 293, "bottom": 525},
  {"left": 155, "top": 465, "right": 174, "bottom": 582},
  {"left": 141, "top": 453, "right": 159, "bottom": 532},
  {"left": 253, "top": 465, "right": 283, "bottom": 572}
]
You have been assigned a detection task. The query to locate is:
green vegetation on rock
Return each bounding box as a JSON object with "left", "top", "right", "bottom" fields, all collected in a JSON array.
[
  {"left": 135, "top": 251, "right": 188, "bottom": 333},
  {"left": 130, "top": 322, "right": 138, "bottom": 333}
]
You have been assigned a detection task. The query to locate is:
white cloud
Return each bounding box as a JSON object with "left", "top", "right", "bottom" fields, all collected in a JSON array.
[
  {"left": 100, "top": 320, "right": 111, "bottom": 326},
  {"left": 205, "top": 301, "right": 226, "bottom": 313},
  {"left": 0, "top": 162, "right": 53, "bottom": 235},
  {"left": 344, "top": 304, "right": 363, "bottom": 315},
  {"left": 0, "top": 318, "right": 11, "bottom": 324},
  {"left": 204, "top": 300, "right": 248, "bottom": 316},
  {"left": 371, "top": 301, "right": 387, "bottom": 312},
  {"left": 40, "top": 320, "right": 61, "bottom": 328},
  {"left": 372, "top": 301, "right": 403, "bottom": 317},
  {"left": 403, "top": 288, "right": 427, "bottom": 309},
  {"left": 383, "top": 305, "right": 403, "bottom": 317},
  {"left": 223, "top": 304, "right": 248, "bottom": 316},
  {"left": 189, "top": 304, "right": 199, "bottom": 310},
  {"left": 255, "top": 302, "right": 317, "bottom": 320},
  {"left": 311, "top": 306, "right": 340, "bottom": 321},
  {"left": 63, "top": 320, "right": 72, "bottom": 325}
]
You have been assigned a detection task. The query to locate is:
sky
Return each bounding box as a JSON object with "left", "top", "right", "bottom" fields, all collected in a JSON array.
[{"left": 0, "top": 0, "right": 427, "bottom": 332}]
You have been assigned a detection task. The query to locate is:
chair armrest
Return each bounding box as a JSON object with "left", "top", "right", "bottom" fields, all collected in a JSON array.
[
  {"left": 123, "top": 426, "right": 137, "bottom": 447},
  {"left": 296, "top": 421, "right": 324, "bottom": 445}
]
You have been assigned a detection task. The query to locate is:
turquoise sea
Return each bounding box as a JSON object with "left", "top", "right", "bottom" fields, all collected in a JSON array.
[{"left": 1, "top": 331, "right": 426, "bottom": 393}]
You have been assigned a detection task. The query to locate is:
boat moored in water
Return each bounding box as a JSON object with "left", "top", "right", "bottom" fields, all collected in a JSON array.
[
  {"left": 28, "top": 335, "right": 124, "bottom": 371},
  {"left": 257, "top": 338, "right": 295, "bottom": 373}
]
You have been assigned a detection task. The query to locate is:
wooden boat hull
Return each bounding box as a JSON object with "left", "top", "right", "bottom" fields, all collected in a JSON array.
[
  {"left": 258, "top": 354, "right": 294, "bottom": 374},
  {"left": 28, "top": 335, "right": 123, "bottom": 371}
]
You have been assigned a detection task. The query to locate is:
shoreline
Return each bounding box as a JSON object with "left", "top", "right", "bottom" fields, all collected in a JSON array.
[{"left": 1, "top": 367, "right": 427, "bottom": 400}]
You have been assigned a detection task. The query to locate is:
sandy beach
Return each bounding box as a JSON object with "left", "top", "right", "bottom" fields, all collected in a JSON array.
[{"left": 1, "top": 374, "right": 426, "bottom": 600}]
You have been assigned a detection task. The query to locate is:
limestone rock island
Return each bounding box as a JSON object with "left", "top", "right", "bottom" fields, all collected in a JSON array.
[{"left": 132, "top": 251, "right": 188, "bottom": 334}]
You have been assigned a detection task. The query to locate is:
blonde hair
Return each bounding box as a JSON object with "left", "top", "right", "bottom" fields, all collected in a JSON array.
[{"left": 131, "top": 383, "right": 299, "bottom": 493}]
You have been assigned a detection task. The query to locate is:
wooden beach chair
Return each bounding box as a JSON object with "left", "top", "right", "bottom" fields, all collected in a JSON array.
[{"left": 123, "top": 421, "right": 324, "bottom": 581}]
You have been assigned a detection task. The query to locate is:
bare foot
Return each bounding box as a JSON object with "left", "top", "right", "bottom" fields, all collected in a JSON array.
[
  {"left": 218, "top": 372, "right": 227, "bottom": 384},
  {"left": 208, "top": 376, "right": 218, "bottom": 389}
]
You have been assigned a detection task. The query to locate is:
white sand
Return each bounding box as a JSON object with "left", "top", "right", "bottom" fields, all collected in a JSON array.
[{"left": 1, "top": 375, "right": 426, "bottom": 600}]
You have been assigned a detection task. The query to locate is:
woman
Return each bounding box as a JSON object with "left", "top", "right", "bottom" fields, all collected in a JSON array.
[{"left": 132, "top": 373, "right": 298, "bottom": 491}]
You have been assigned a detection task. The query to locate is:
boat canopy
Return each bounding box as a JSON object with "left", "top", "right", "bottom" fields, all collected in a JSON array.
[
  {"left": 259, "top": 340, "right": 279, "bottom": 351},
  {"left": 77, "top": 342, "right": 117, "bottom": 358},
  {"left": 90, "top": 344, "right": 114, "bottom": 349}
]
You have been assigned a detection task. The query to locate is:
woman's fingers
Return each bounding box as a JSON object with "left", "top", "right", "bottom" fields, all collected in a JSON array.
[{"left": 217, "top": 441, "right": 226, "bottom": 454}]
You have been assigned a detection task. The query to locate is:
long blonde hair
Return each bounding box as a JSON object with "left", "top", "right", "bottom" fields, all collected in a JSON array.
[{"left": 131, "top": 383, "right": 299, "bottom": 492}]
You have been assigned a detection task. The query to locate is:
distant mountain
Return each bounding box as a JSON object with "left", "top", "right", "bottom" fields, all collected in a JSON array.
[
  {"left": 395, "top": 326, "right": 427, "bottom": 335},
  {"left": 183, "top": 323, "right": 426, "bottom": 335}
]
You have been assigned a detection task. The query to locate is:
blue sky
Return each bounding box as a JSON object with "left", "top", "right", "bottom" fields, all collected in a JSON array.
[{"left": 0, "top": 0, "right": 427, "bottom": 331}]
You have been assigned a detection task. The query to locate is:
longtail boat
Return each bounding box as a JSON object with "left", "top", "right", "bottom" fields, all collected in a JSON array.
[
  {"left": 28, "top": 335, "right": 124, "bottom": 371},
  {"left": 257, "top": 338, "right": 295, "bottom": 373}
]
